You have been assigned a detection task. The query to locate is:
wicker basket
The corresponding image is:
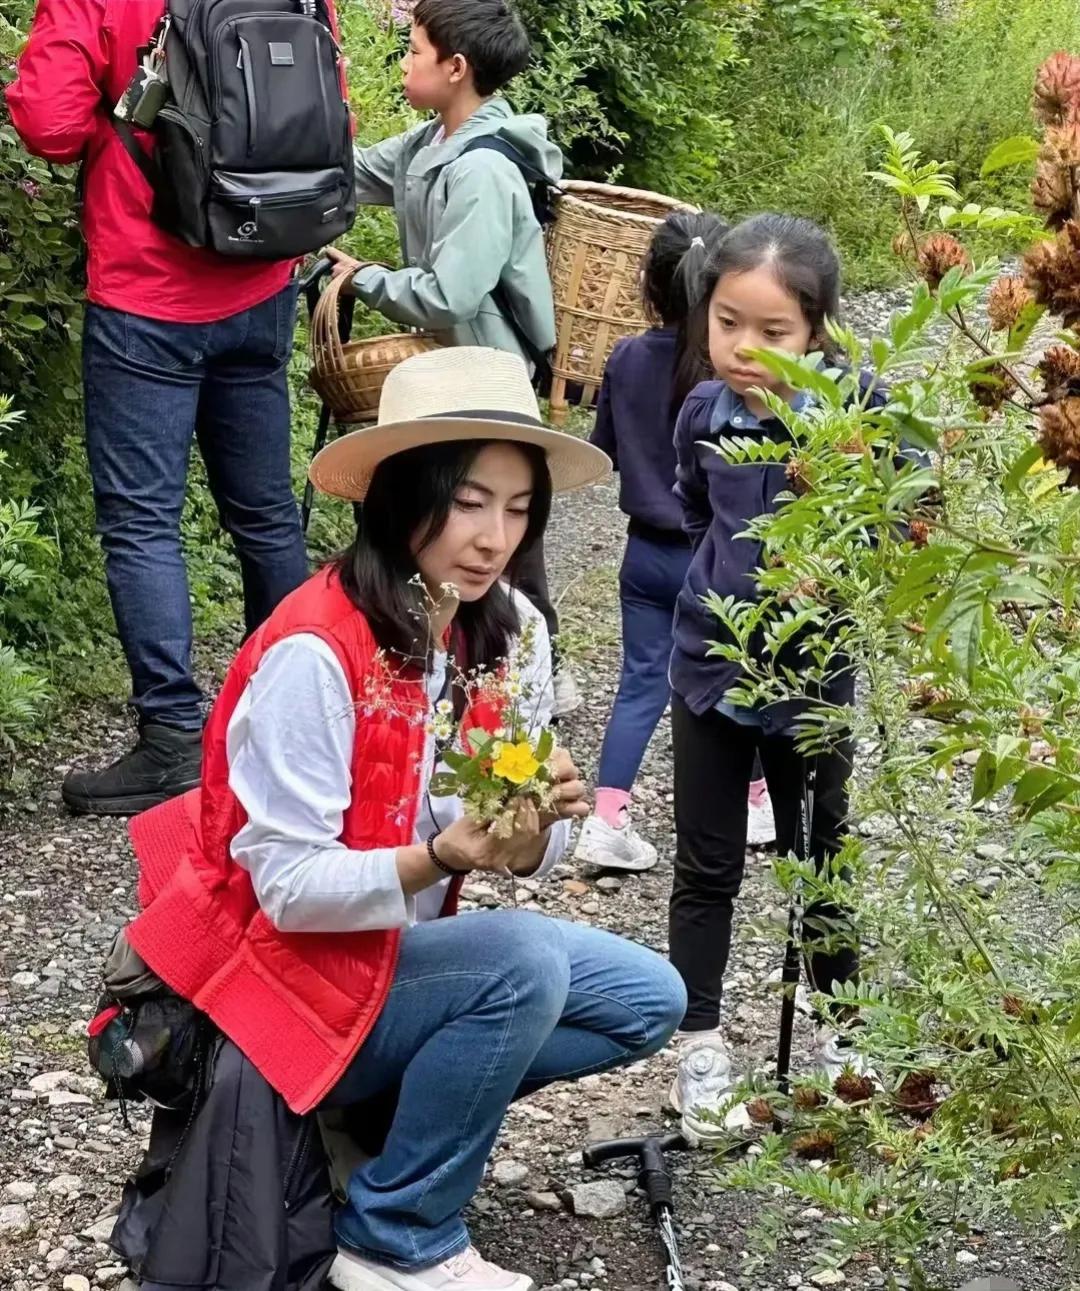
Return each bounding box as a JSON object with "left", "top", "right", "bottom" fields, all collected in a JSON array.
[
  {"left": 546, "top": 181, "right": 698, "bottom": 425},
  {"left": 310, "top": 270, "right": 439, "bottom": 424}
]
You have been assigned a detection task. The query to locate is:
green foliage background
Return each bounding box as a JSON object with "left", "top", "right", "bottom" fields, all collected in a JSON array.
[{"left": 1, "top": 0, "right": 1079, "bottom": 759}]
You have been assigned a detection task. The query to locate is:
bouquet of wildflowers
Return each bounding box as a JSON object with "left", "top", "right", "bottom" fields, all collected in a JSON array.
[{"left": 428, "top": 615, "right": 561, "bottom": 838}]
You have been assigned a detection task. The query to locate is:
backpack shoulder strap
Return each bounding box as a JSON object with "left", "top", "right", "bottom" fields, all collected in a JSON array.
[
  {"left": 110, "top": 117, "right": 169, "bottom": 201},
  {"left": 459, "top": 135, "right": 548, "bottom": 185},
  {"left": 455, "top": 135, "right": 554, "bottom": 384}
]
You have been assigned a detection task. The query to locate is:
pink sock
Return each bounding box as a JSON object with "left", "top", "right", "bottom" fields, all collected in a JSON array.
[
  {"left": 595, "top": 787, "right": 632, "bottom": 829},
  {"left": 748, "top": 778, "right": 768, "bottom": 807}
]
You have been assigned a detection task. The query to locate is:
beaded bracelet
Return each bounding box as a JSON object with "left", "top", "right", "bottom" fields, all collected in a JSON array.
[{"left": 426, "top": 830, "right": 470, "bottom": 876}]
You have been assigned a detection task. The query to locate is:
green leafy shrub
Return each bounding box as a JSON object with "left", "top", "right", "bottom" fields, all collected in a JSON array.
[
  {"left": 697, "top": 99, "right": 1080, "bottom": 1280},
  {"left": 0, "top": 397, "right": 52, "bottom": 777},
  {"left": 705, "top": 0, "right": 1080, "bottom": 285}
]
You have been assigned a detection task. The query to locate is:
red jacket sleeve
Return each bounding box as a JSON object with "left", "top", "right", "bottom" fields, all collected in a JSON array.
[{"left": 5, "top": 0, "right": 110, "bottom": 164}]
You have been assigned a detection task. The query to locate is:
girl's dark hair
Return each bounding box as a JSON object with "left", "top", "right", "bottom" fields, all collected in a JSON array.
[
  {"left": 337, "top": 438, "right": 552, "bottom": 675},
  {"left": 642, "top": 209, "right": 728, "bottom": 329},
  {"left": 674, "top": 212, "right": 843, "bottom": 411},
  {"left": 412, "top": 0, "right": 532, "bottom": 97}
]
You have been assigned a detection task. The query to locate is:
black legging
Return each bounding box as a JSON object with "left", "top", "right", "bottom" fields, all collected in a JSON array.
[{"left": 669, "top": 695, "right": 858, "bottom": 1031}]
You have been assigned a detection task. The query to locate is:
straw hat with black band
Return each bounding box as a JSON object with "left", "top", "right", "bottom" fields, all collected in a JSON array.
[{"left": 309, "top": 347, "right": 612, "bottom": 502}]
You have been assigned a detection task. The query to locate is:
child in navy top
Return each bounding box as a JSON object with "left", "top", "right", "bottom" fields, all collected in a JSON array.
[
  {"left": 574, "top": 211, "right": 726, "bottom": 873},
  {"left": 667, "top": 214, "right": 882, "bottom": 1145}
]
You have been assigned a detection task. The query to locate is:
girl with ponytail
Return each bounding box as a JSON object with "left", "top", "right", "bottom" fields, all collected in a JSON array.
[{"left": 574, "top": 210, "right": 728, "bottom": 873}]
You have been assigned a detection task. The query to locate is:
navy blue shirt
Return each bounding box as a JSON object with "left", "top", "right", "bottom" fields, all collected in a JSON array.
[
  {"left": 589, "top": 327, "right": 687, "bottom": 536},
  {"left": 670, "top": 380, "right": 884, "bottom": 727}
]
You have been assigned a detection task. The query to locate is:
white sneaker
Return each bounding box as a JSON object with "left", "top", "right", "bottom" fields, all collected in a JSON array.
[
  {"left": 746, "top": 781, "right": 776, "bottom": 848},
  {"left": 573, "top": 814, "right": 658, "bottom": 872},
  {"left": 553, "top": 671, "right": 583, "bottom": 718},
  {"left": 668, "top": 1031, "right": 736, "bottom": 1146},
  {"left": 815, "top": 1027, "right": 874, "bottom": 1085},
  {"left": 329, "top": 1245, "right": 535, "bottom": 1291}
]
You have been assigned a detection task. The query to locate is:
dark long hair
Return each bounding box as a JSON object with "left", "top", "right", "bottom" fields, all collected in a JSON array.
[
  {"left": 675, "top": 212, "right": 843, "bottom": 411},
  {"left": 337, "top": 438, "right": 552, "bottom": 675}
]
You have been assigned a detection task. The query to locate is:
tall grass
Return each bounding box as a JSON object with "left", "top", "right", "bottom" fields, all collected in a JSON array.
[{"left": 705, "top": 0, "right": 1080, "bottom": 285}]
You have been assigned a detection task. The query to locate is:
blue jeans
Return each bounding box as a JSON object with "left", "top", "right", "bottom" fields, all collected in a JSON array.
[
  {"left": 323, "top": 911, "right": 686, "bottom": 1270},
  {"left": 596, "top": 534, "right": 692, "bottom": 790},
  {"left": 82, "top": 288, "right": 308, "bottom": 730}
]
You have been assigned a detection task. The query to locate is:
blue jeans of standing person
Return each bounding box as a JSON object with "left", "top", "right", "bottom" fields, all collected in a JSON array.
[
  {"left": 596, "top": 531, "right": 693, "bottom": 790},
  {"left": 82, "top": 286, "right": 309, "bottom": 731},
  {"left": 323, "top": 911, "right": 686, "bottom": 1271}
]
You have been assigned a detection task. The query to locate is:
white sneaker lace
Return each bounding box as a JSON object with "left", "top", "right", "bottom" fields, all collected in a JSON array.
[{"left": 446, "top": 1247, "right": 493, "bottom": 1281}]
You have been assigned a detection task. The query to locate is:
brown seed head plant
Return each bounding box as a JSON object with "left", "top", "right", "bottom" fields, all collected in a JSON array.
[
  {"left": 986, "top": 275, "right": 1032, "bottom": 332},
  {"left": 1039, "top": 344, "right": 1080, "bottom": 401},
  {"left": 1023, "top": 222, "right": 1080, "bottom": 328},
  {"left": 1033, "top": 51, "right": 1080, "bottom": 128},
  {"left": 917, "top": 233, "right": 970, "bottom": 291},
  {"left": 833, "top": 1071, "right": 876, "bottom": 1104},
  {"left": 792, "top": 1130, "right": 837, "bottom": 1160},
  {"left": 1037, "top": 396, "right": 1080, "bottom": 485}
]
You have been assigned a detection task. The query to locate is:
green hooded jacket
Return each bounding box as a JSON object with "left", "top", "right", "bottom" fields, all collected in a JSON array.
[{"left": 351, "top": 98, "right": 562, "bottom": 362}]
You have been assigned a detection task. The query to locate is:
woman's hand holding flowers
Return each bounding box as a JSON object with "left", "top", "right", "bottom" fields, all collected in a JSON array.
[{"left": 538, "top": 747, "right": 589, "bottom": 829}]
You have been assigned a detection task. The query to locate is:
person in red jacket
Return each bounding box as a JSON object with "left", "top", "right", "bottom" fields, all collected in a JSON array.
[
  {"left": 123, "top": 348, "right": 687, "bottom": 1291},
  {"left": 6, "top": 0, "right": 315, "bottom": 816}
]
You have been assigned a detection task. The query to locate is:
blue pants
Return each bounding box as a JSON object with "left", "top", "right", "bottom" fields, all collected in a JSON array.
[
  {"left": 82, "top": 287, "right": 309, "bottom": 730},
  {"left": 596, "top": 534, "right": 692, "bottom": 790},
  {"left": 324, "top": 911, "right": 686, "bottom": 1270}
]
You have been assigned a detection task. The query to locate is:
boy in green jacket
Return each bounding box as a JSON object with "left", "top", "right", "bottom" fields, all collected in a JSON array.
[
  {"left": 327, "top": 0, "right": 561, "bottom": 367},
  {"left": 328, "top": 0, "right": 581, "bottom": 714}
]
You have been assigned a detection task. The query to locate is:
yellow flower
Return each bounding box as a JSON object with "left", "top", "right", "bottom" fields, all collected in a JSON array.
[{"left": 491, "top": 740, "right": 540, "bottom": 786}]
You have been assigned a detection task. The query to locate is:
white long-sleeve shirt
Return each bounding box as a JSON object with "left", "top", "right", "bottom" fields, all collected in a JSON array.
[{"left": 224, "top": 600, "right": 569, "bottom": 934}]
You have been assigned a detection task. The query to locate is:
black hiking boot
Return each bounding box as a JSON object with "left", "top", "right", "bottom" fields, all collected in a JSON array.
[{"left": 61, "top": 723, "right": 203, "bottom": 817}]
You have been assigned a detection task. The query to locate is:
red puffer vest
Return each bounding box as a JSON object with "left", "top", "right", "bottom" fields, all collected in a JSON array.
[{"left": 126, "top": 567, "right": 497, "bottom": 1113}]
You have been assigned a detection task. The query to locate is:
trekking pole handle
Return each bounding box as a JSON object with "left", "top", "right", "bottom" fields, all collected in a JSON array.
[{"left": 582, "top": 1131, "right": 686, "bottom": 1169}]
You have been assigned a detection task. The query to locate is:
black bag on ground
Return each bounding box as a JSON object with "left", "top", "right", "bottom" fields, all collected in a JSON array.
[
  {"left": 113, "top": 0, "right": 355, "bottom": 259},
  {"left": 109, "top": 1035, "right": 336, "bottom": 1291}
]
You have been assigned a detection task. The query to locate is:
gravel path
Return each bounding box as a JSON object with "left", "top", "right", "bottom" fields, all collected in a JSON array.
[{"left": 0, "top": 288, "right": 1065, "bottom": 1291}]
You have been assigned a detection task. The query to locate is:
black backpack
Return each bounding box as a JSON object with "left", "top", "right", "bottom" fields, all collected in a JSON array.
[
  {"left": 112, "top": 0, "right": 356, "bottom": 260},
  {"left": 459, "top": 135, "right": 561, "bottom": 387}
]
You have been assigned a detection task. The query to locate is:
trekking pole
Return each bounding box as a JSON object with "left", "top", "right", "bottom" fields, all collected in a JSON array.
[
  {"left": 298, "top": 257, "right": 355, "bottom": 535},
  {"left": 582, "top": 1133, "right": 688, "bottom": 1291},
  {"left": 775, "top": 754, "right": 816, "bottom": 1100}
]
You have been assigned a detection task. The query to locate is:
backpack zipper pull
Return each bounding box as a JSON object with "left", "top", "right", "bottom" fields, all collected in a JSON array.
[{"left": 249, "top": 196, "right": 261, "bottom": 232}]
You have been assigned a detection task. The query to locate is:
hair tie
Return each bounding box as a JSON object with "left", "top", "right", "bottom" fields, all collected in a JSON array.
[{"left": 690, "top": 236, "right": 705, "bottom": 249}]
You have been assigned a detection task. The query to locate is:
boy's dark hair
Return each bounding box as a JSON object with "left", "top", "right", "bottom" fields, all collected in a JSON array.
[
  {"left": 675, "top": 212, "right": 843, "bottom": 410},
  {"left": 413, "top": 0, "right": 532, "bottom": 97}
]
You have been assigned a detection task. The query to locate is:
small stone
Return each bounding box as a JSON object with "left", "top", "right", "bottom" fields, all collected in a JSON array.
[
  {"left": 3, "top": 1181, "right": 37, "bottom": 1202},
  {"left": 809, "top": 1272, "right": 845, "bottom": 1287},
  {"left": 976, "top": 843, "right": 1007, "bottom": 862},
  {"left": 800, "top": 1207, "right": 825, "bottom": 1221},
  {"left": 493, "top": 1160, "right": 529, "bottom": 1188},
  {"left": 11, "top": 972, "right": 39, "bottom": 988},
  {"left": 63, "top": 1277, "right": 92, "bottom": 1291},
  {"left": 47, "top": 1174, "right": 82, "bottom": 1196},
  {"left": 29, "top": 1071, "right": 78, "bottom": 1093},
  {"left": 36, "top": 977, "right": 61, "bottom": 997},
  {"left": 595, "top": 877, "right": 623, "bottom": 893},
  {"left": 580, "top": 901, "right": 601, "bottom": 916},
  {"left": 0, "top": 1203, "right": 31, "bottom": 1235},
  {"left": 562, "top": 880, "right": 589, "bottom": 896},
  {"left": 49, "top": 1091, "right": 93, "bottom": 1108},
  {"left": 94, "top": 1270, "right": 127, "bottom": 1288},
  {"left": 562, "top": 1181, "right": 627, "bottom": 1219},
  {"left": 707, "top": 1282, "right": 738, "bottom": 1291},
  {"left": 975, "top": 875, "right": 1001, "bottom": 898},
  {"left": 46, "top": 1249, "right": 72, "bottom": 1270},
  {"left": 526, "top": 1191, "right": 563, "bottom": 1212},
  {"left": 516, "top": 1103, "right": 554, "bottom": 1123},
  {"left": 79, "top": 1216, "right": 116, "bottom": 1245},
  {"left": 54, "top": 1137, "right": 79, "bottom": 1150},
  {"left": 955, "top": 1251, "right": 979, "bottom": 1265}
]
